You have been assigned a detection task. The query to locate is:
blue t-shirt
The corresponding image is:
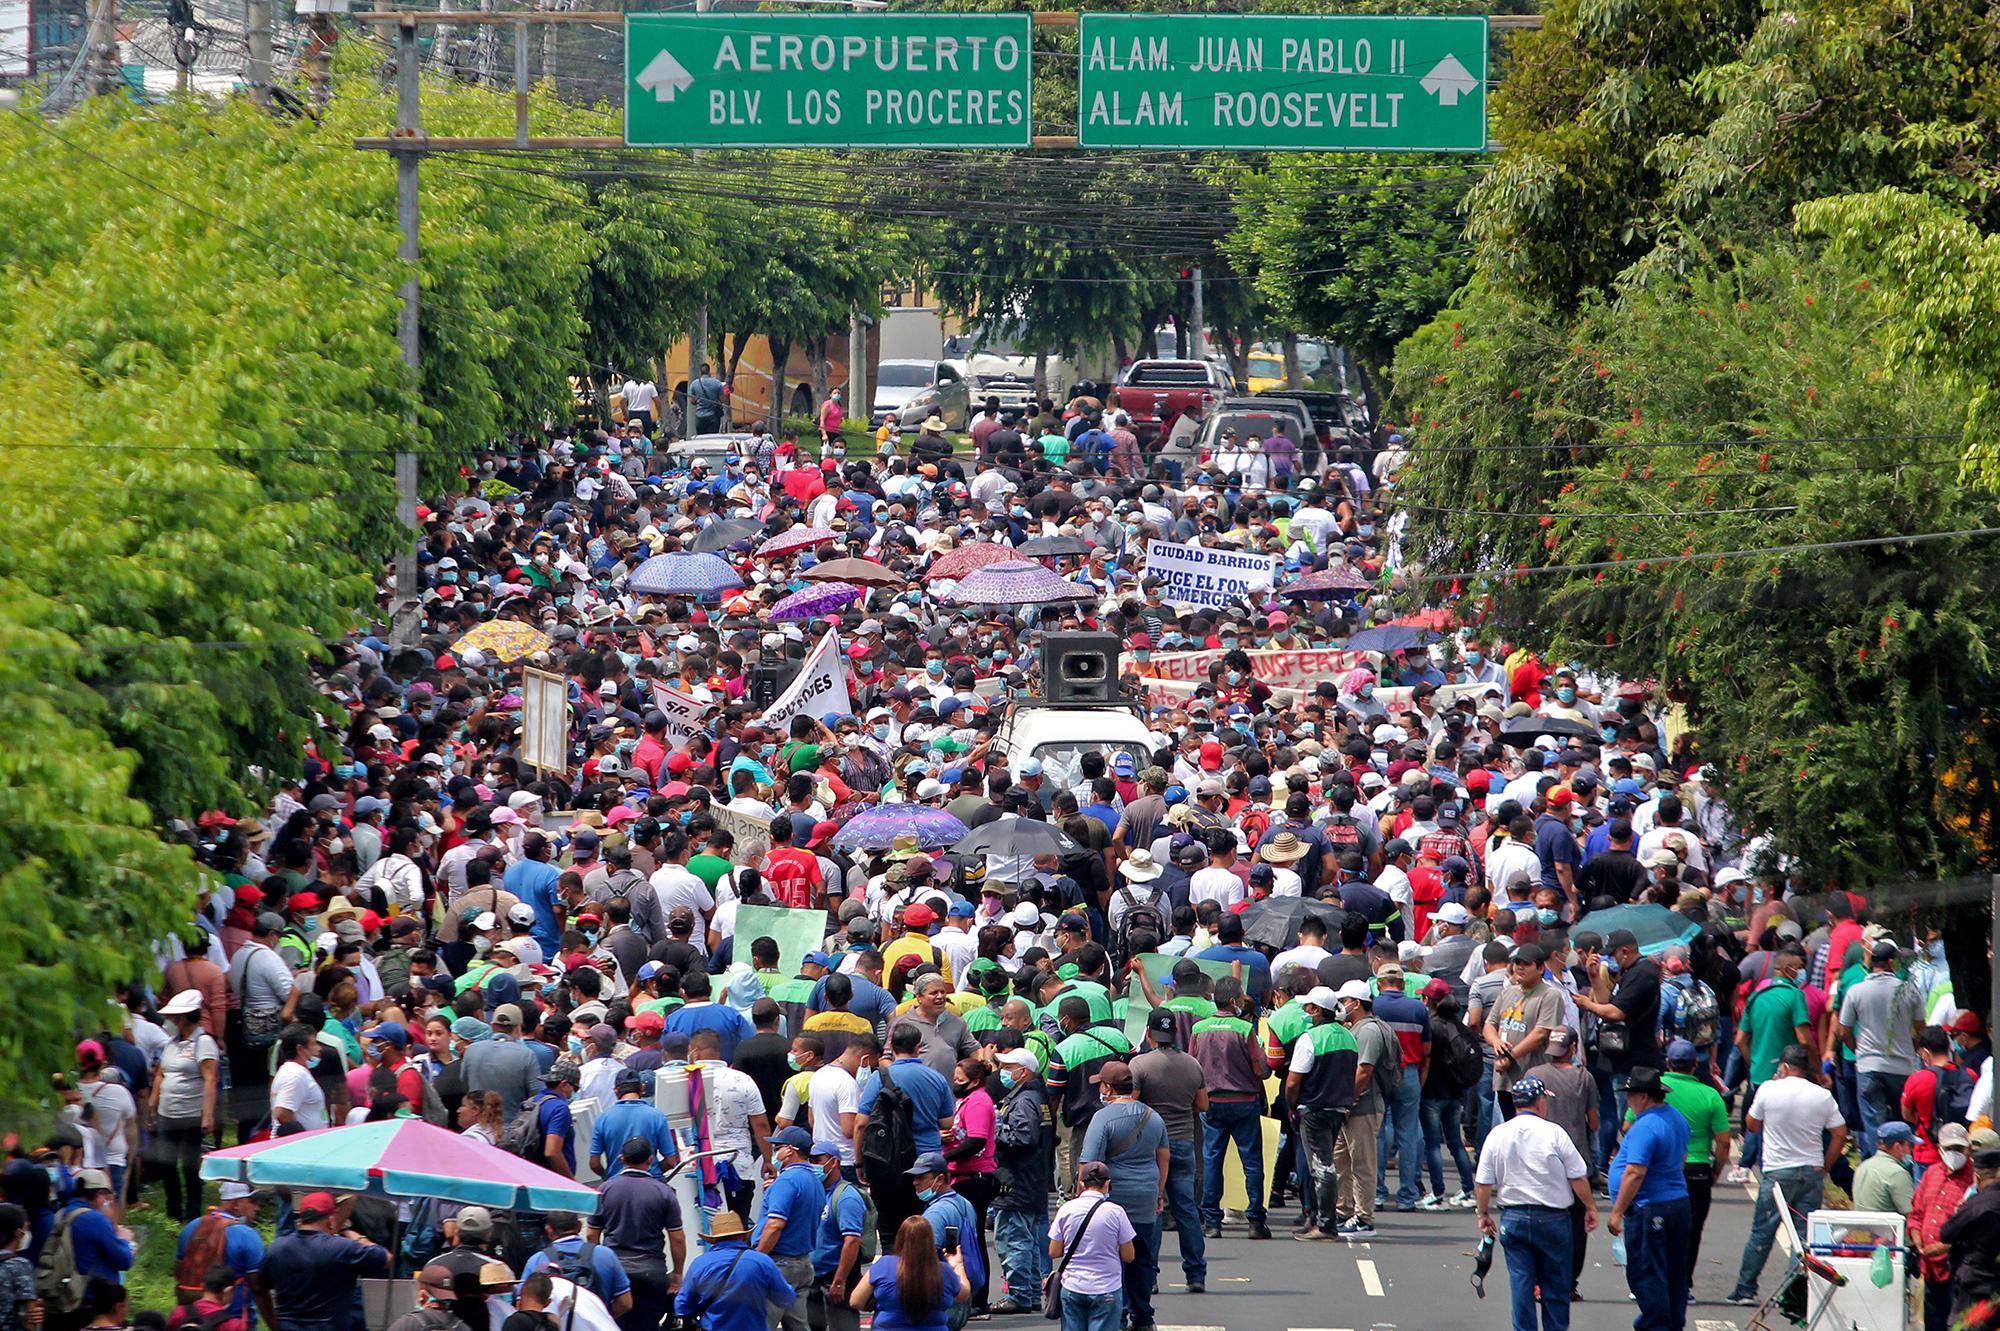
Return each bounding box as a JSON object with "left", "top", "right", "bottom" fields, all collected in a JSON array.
[
  {"left": 856, "top": 1058, "right": 956, "bottom": 1153},
  {"left": 1533, "top": 815, "right": 1582, "bottom": 893},
  {"left": 919, "top": 1190, "right": 984, "bottom": 1298},
  {"left": 664, "top": 1003, "right": 756, "bottom": 1063},
  {"left": 808, "top": 973, "right": 898, "bottom": 1028},
  {"left": 814, "top": 1180, "right": 871, "bottom": 1279},
  {"left": 755, "top": 1163, "right": 826, "bottom": 1259},
  {"left": 521, "top": 1236, "right": 632, "bottom": 1300},
  {"left": 591, "top": 1099, "right": 675, "bottom": 1174},
  {"left": 1609, "top": 1103, "right": 1691, "bottom": 1206},
  {"left": 1195, "top": 945, "right": 1272, "bottom": 1004},
  {"left": 862, "top": 1253, "right": 961, "bottom": 1331},
  {"left": 533, "top": 1092, "right": 577, "bottom": 1174},
  {"left": 674, "top": 1240, "right": 795, "bottom": 1331},
  {"left": 505, "top": 858, "right": 566, "bottom": 956},
  {"left": 61, "top": 1202, "right": 133, "bottom": 1282},
  {"left": 259, "top": 1228, "right": 387, "bottom": 1331},
  {"left": 178, "top": 1213, "right": 265, "bottom": 1325}
]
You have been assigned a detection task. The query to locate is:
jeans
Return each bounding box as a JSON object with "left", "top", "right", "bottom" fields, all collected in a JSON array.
[
  {"left": 620, "top": 1265, "right": 670, "bottom": 1331},
  {"left": 1058, "top": 1288, "right": 1122, "bottom": 1331},
  {"left": 774, "top": 1253, "right": 814, "bottom": 1331},
  {"left": 1161, "top": 1138, "right": 1205, "bottom": 1282},
  {"left": 1593, "top": 1065, "right": 1624, "bottom": 1174},
  {"left": 992, "top": 1206, "right": 1049, "bottom": 1309},
  {"left": 807, "top": 1277, "right": 861, "bottom": 1331},
  {"left": 152, "top": 1115, "right": 207, "bottom": 1223},
  {"left": 1298, "top": 1107, "right": 1346, "bottom": 1231},
  {"left": 1473, "top": 1059, "right": 1497, "bottom": 1150},
  {"left": 1683, "top": 1164, "right": 1713, "bottom": 1289},
  {"left": 1858, "top": 1069, "right": 1910, "bottom": 1158},
  {"left": 1497, "top": 1206, "right": 1572, "bottom": 1331},
  {"left": 1202, "top": 1099, "right": 1265, "bottom": 1227},
  {"left": 1924, "top": 1275, "right": 1956, "bottom": 1331},
  {"left": 1740, "top": 1080, "right": 1764, "bottom": 1169},
  {"left": 1732, "top": 1165, "right": 1825, "bottom": 1299},
  {"left": 1421, "top": 1096, "right": 1475, "bottom": 1197},
  {"left": 1377, "top": 1073, "right": 1422, "bottom": 1207},
  {"left": 1123, "top": 1217, "right": 1159, "bottom": 1327},
  {"left": 1625, "top": 1199, "right": 1692, "bottom": 1331}
]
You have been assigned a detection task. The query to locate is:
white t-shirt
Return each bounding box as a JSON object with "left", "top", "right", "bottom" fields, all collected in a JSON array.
[
  {"left": 1749, "top": 1076, "right": 1845, "bottom": 1172},
  {"left": 807, "top": 1064, "right": 860, "bottom": 1164},
  {"left": 622, "top": 380, "right": 659, "bottom": 415},
  {"left": 78, "top": 1081, "right": 136, "bottom": 1166},
  {"left": 155, "top": 1032, "right": 222, "bottom": 1122},
  {"left": 699, "top": 1062, "right": 767, "bottom": 1171},
  {"left": 1189, "top": 867, "right": 1245, "bottom": 911},
  {"left": 1272, "top": 945, "right": 1331, "bottom": 980},
  {"left": 271, "top": 1061, "right": 329, "bottom": 1131},
  {"left": 1485, "top": 840, "right": 1543, "bottom": 895}
]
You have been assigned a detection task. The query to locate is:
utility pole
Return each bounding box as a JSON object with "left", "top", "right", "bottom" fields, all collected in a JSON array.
[
  {"left": 85, "top": 0, "right": 120, "bottom": 96},
  {"left": 391, "top": 17, "right": 423, "bottom": 645},
  {"left": 849, "top": 303, "right": 868, "bottom": 429},
  {"left": 1190, "top": 266, "right": 1205, "bottom": 362},
  {"left": 245, "top": 0, "right": 270, "bottom": 105},
  {"left": 686, "top": 0, "right": 710, "bottom": 436}
]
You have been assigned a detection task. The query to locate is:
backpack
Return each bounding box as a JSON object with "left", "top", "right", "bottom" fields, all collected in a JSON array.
[
  {"left": 832, "top": 1180, "right": 880, "bottom": 1265},
  {"left": 1436, "top": 1020, "right": 1482, "bottom": 1093},
  {"left": 36, "top": 1208, "right": 86, "bottom": 1315},
  {"left": 538, "top": 1240, "right": 610, "bottom": 1301},
  {"left": 1238, "top": 807, "right": 1272, "bottom": 851},
  {"left": 413, "top": 1069, "right": 449, "bottom": 1126},
  {"left": 1359, "top": 1016, "right": 1403, "bottom": 1090},
  {"left": 1932, "top": 1064, "right": 1976, "bottom": 1137},
  {"left": 500, "top": 1092, "right": 558, "bottom": 1168},
  {"left": 1112, "top": 887, "right": 1166, "bottom": 963},
  {"left": 859, "top": 1065, "right": 918, "bottom": 1180},
  {"left": 1668, "top": 976, "right": 1721, "bottom": 1049},
  {"left": 1322, "top": 815, "right": 1362, "bottom": 854},
  {"left": 175, "top": 1212, "right": 234, "bottom": 1302}
]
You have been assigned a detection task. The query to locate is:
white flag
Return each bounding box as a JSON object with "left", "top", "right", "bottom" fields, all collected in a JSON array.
[{"left": 760, "top": 629, "right": 851, "bottom": 728}]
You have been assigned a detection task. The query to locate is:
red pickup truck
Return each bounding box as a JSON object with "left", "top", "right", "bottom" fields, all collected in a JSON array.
[{"left": 1112, "top": 359, "right": 1233, "bottom": 442}]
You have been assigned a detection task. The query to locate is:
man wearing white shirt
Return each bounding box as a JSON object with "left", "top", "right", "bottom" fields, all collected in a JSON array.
[
  {"left": 1375, "top": 840, "right": 1415, "bottom": 922},
  {"left": 1188, "top": 834, "right": 1246, "bottom": 912},
  {"left": 807, "top": 1043, "right": 867, "bottom": 1167},
  {"left": 1272, "top": 916, "right": 1333, "bottom": 981},
  {"left": 933, "top": 901, "right": 981, "bottom": 978},
  {"left": 1475, "top": 1075, "right": 1597, "bottom": 1331},
  {"left": 1485, "top": 818, "right": 1543, "bottom": 898},
  {"left": 1730, "top": 1045, "right": 1848, "bottom": 1305}
]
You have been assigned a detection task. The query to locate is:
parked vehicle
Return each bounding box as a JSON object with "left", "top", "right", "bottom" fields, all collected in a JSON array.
[
  {"left": 871, "top": 358, "right": 955, "bottom": 422},
  {"left": 1112, "top": 359, "right": 1233, "bottom": 441}
]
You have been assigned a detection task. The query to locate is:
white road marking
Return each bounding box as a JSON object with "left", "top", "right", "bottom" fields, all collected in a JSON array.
[
  {"left": 1155, "top": 1325, "right": 1228, "bottom": 1331},
  {"left": 1357, "top": 1258, "right": 1385, "bottom": 1296},
  {"left": 1695, "top": 1321, "right": 1743, "bottom": 1331}
]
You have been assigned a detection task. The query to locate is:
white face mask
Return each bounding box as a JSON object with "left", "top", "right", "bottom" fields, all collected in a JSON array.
[{"left": 1942, "top": 1149, "right": 1969, "bottom": 1172}]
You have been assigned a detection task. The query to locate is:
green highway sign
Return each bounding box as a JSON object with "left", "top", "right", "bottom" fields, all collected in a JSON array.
[
  {"left": 1075, "top": 14, "right": 1489, "bottom": 152},
  {"left": 624, "top": 14, "right": 1034, "bottom": 149}
]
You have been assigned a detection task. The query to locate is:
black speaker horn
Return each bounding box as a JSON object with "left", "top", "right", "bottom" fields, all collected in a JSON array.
[{"left": 1041, "top": 631, "right": 1123, "bottom": 705}]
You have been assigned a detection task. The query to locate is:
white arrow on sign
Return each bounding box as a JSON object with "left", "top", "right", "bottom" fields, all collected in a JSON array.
[
  {"left": 636, "top": 47, "right": 694, "bottom": 103},
  {"left": 1419, "top": 53, "right": 1476, "bottom": 106}
]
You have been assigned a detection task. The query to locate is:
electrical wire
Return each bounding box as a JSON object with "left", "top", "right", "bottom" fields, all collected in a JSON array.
[{"left": 1399, "top": 525, "right": 2000, "bottom": 586}]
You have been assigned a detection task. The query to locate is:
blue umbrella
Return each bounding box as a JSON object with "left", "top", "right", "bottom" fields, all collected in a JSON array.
[
  {"left": 628, "top": 552, "right": 743, "bottom": 598},
  {"left": 1341, "top": 625, "right": 1441, "bottom": 653},
  {"left": 830, "top": 804, "right": 970, "bottom": 852},
  {"left": 1572, "top": 903, "right": 1701, "bottom": 956}
]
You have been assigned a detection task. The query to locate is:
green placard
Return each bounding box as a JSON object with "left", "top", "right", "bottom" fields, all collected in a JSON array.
[
  {"left": 732, "top": 904, "right": 828, "bottom": 984},
  {"left": 1124, "top": 952, "right": 1235, "bottom": 1045},
  {"left": 1075, "top": 14, "right": 1489, "bottom": 152},
  {"left": 625, "top": 13, "right": 1034, "bottom": 149}
]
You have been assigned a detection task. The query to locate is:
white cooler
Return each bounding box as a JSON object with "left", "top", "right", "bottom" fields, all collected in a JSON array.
[{"left": 1805, "top": 1209, "right": 1907, "bottom": 1331}]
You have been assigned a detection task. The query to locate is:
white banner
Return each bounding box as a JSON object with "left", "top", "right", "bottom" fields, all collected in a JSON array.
[
  {"left": 650, "top": 684, "right": 713, "bottom": 744},
  {"left": 759, "top": 629, "right": 851, "bottom": 729},
  {"left": 520, "top": 668, "right": 570, "bottom": 774},
  {"left": 1145, "top": 540, "right": 1280, "bottom": 608}
]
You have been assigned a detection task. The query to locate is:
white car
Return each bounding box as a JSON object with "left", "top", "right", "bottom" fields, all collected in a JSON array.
[
  {"left": 992, "top": 702, "right": 1156, "bottom": 793},
  {"left": 872, "top": 359, "right": 959, "bottom": 421},
  {"left": 664, "top": 432, "right": 755, "bottom": 470}
]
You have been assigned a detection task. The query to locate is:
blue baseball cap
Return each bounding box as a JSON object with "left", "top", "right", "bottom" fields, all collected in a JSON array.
[
  {"left": 1877, "top": 1121, "right": 1917, "bottom": 1145},
  {"left": 946, "top": 900, "right": 975, "bottom": 918},
  {"left": 810, "top": 1140, "right": 847, "bottom": 1159},
  {"left": 802, "top": 951, "right": 833, "bottom": 969},
  {"left": 769, "top": 1126, "right": 812, "bottom": 1151},
  {"left": 1017, "top": 758, "right": 1045, "bottom": 778},
  {"left": 1664, "top": 1038, "right": 1698, "bottom": 1064}
]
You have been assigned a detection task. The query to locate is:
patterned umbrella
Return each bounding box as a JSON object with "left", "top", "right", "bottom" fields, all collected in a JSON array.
[
  {"left": 1277, "top": 567, "right": 1372, "bottom": 599},
  {"left": 1342, "top": 625, "right": 1442, "bottom": 653},
  {"left": 451, "top": 620, "right": 553, "bottom": 664},
  {"left": 628, "top": 552, "right": 743, "bottom": 597},
  {"left": 755, "top": 525, "right": 837, "bottom": 559},
  {"left": 830, "top": 803, "right": 970, "bottom": 852},
  {"left": 925, "top": 543, "right": 1016, "bottom": 582},
  {"left": 804, "top": 556, "right": 905, "bottom": 589},
  {"left": 942, "top": 560, "right": 1095, "bottom": 607},
  {"left": 769, "top": 582, "right": 864, "bottom": 622},
  {"left": 201, "top": 1119, "right": 598, "bottom": 1213}
]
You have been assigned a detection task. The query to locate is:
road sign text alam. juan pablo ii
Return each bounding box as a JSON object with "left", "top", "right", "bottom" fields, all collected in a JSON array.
[
  {"left": 625, "top": 13, "right": 1034, "bottom": 149},
  {"left": 1075, "top": 14, "right": 1489, "bottom": 152}
]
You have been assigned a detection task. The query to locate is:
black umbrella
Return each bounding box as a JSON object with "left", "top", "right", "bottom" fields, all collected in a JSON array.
[
  {"left": 689, "top": 518, "right": 763, "bottom": 552},
  {"left": 1498, "top": 716, "right": 1598, "bottom": 746},
  {"left": 1016, "top": 535, "right": 1093, "bottom": 559},
  {"left": 1239, "top": 896, "right": 1349, "bottom": 952},
  {"left": 952, "top": 819, "right": 1081, "bottom": 859}
]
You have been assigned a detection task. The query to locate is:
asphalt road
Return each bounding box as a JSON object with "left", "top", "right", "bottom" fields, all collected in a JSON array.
[{"left": 1132, "top": 1181, "right": 1762, "bottom": 1331}]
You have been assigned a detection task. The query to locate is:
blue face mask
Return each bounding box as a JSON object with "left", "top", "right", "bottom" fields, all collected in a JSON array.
[
  {"left": 1359, "top": 685, "right": 1375, "bottom": 699},
  {"left": 916, "top": 1187, "right": 937, "bottom": 1203},
  {"left": 1602, "top": 726, "right": 1619, "bottom": 742},
  {"left": 307, "top": 1055, "right": 322, "bottom": 1069},
  {"left": 1604, "top": 958, "right": 1622, "bottom": 976},
  {"left": 1464, "top": 651, "right": 1482, "bottom": 666},
  {"left": 441, "top": 571, "right": 458, "bottom": 584},
  {"left": 997, "top": 1069, "right": 1017, "bottom": 1090},
  {"left": 759, "top": 744, "right": 777, "bottom": 759},
  {"left": 927, "top": 662, "right": 945, "bottom": 677},
  {"left": 1220, "top": 637, "right": 1238, "bottom": 650},
  {"left": 1227, "top": 670, "right": 1243, "bottom": 685},
  {"left": 1358, "top": 524, "right": 1376, "bottom": 537},
  {"left": 1133, "top": 651, "right": 1151, "bottom": 664},
  {"left": 1557, "top": 687, "right": 1577, "bottom": 704},
  {"left": 1536, "top": 908, "right": 1558, "bottom": 926},
  {"left": 334, "top": 763, "right": 357, "bottom": 780}
]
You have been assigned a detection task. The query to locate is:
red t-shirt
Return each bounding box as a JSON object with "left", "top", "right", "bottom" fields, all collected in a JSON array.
[{"left": 762, "top": 847, "right": 824, "bottom": 910}]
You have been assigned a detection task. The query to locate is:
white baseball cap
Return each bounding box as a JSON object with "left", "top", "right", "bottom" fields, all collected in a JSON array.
[
  {"left": 1303, "top": 986, "right": 1341, "bottom": 1010},
  {"left": 1435, "top": 903, "right": 1473, "bottom": 926},
  {"left": 159, "top": 989, "right": 205, "bottom": 1017}
]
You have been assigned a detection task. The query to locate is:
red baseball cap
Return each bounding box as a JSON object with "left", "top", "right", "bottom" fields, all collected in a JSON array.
[
  {"left": 1199, "top": 739, "right": 1223, "bottom": 771},
  {"left": 664, "top": 752, "right": 693, "bottom": 776},
  {"left": 291, "top": 892, "right": 323, "bottom": 911},
  {"left": 1952, "top": 1011, "right": 1985, "bottom": 1036},
  {"left": 903, "top": 902, "right": 938, "bottom": 928},
  {"left": 1547, "top": 787, "right": 1576, "bottom": 808},
  {"left": 1465, "top": 770, "right": 1492, "bottom": 793},
  {"left": 1129, "top": 632, "right": 1152, "bottom": 650},
  {"left": 625, "top": 1010, "right": 665, "bottom": 1033},
  {"left": 298, "top": 1191, "right": 339, "bottom": 1220}
]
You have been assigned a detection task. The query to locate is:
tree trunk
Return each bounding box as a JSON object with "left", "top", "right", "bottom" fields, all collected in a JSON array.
[
  {"left": 1224, "top": 333, "right": 1249, "bottom": 387},
  {"left": 1032, "top": 348, "right": 1049, "bottom": 400},
  {"left": 1283, "top": 331, "right": 1303, "bottom": 388},
  {"left": 1110, "top": 330, "right": 1130, "bottom": 372},
  {"left": 770, "top": 335, "right": 794, "bottom": 434},
  {"left": 808, "top": 333, "right": 830, "bottom": 406},
  {"left": 723, "top": 331, "right": 748, "bottom": 387}
]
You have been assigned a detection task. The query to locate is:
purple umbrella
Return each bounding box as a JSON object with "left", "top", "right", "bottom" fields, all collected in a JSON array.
[
  {"left": 769, "top": 581, "right": 865, "bottom": 622},
  {"left": 830, "top": 803, "right": 970, "bottom": 852},
  {"left": 942, "top": 559, "right": 1095, "bottom": 607},
  {"left": 627, "top": 552, "right": 743, "bottom": 598},
  {"left": 1277, "top": 567, "right": 1372, "bottom": 599}
]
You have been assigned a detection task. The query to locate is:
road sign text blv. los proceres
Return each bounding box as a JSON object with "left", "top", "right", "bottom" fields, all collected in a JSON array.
[
  {"left": 625, "top": 14, "right": 1034, "bottom": 149},
  {"left": 1076, "top": 14, "right": 1488, "bottom": 152}
]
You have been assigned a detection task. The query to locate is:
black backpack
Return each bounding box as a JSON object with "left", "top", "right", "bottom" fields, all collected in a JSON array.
[
  {"left": 1436, "top": 1020, "right": 1482, "bottom": 1093},
  {"left": 1933, "top": 1064, "right": 1977, "bottom": 1137},
  {"left": 538, "top": 1240, "right": 611, "bottom": 1301},
  {"left": 1113, "top": 887, "right": 1165, "bottom": 962},
  {"left": 859, "top": 1065, "right": 917, "bottom": 1180},
  {"left": 499, "top": 1092, "right": 557, "bottom": 1168}
]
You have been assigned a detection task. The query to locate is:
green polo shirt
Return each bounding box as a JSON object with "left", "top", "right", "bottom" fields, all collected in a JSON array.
[
  {"left": 1742, "top": 978, "right": 1810, "bottom": 1084},
  {"left": 1661, "top": 1070, "right": 1729, "bottom": 1164}
]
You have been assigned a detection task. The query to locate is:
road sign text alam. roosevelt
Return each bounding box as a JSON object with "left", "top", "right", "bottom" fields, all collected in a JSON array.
[
  {"left": 1075, "top": 14, "right": 1489, "bottom": 152},
  {"left": 625, "top": 14, "right": 1033, "bottom": 149}
]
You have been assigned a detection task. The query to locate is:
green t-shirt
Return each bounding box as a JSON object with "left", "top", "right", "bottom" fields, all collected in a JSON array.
[
  {"left": 1165, "top": 995, "right": 1218, "bottom": 1023},
  {"left": 1660, "top": 1070, "right": 1730, "bottom": 1164},
  {"left": 1060, "top": 979, "right": 1115, "bottom": 1026},
  {"left": 1038, "top": 433, "right": 1071, "bottom": 463},
  {"left": 688, "top": 853, "right": 733, "bottom": 890},
  {"left": 965, "top": 1002, "right": 1006, "bottom": 1034},
  {"left": 1743, "top": 978, "right": 1810, "bottom": 1084},
  {"left": 1265, "top": 999, "right": 1313, "bottom": 1058},
  {"left": 1831, "top": 962, "right": 1865, "bottom": 1062}
]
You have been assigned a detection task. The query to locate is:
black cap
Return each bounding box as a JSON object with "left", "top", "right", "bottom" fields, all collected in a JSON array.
[
  {"left": 1976, "top": 1148, "right": 2000, "bottom": 1172},
  {"left": 1605, "top": 929, "right": 1639, "bottom": 951},
  {"left": 1512, "top": 944, "right": 1547, "bottom": 965},
  {"left": 1624, "top": 1065, "right": 1666, "bottom": 1097},
  {"left": 1147, "top": 1007, "right": 1178, "bottom": 1036}
]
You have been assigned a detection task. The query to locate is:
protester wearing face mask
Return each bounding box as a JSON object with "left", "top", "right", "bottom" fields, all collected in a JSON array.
[
  {"left": 147, "top": 990, "right": 221, "bottom": 1223},
  {"left": 1910, "top": 1122, "right": 1979, "bottom": 1331}
]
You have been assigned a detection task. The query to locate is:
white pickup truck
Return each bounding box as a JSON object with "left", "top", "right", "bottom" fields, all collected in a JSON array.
[{"left": 992, "top": 701, "right": 1156, "bottom": 790}]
